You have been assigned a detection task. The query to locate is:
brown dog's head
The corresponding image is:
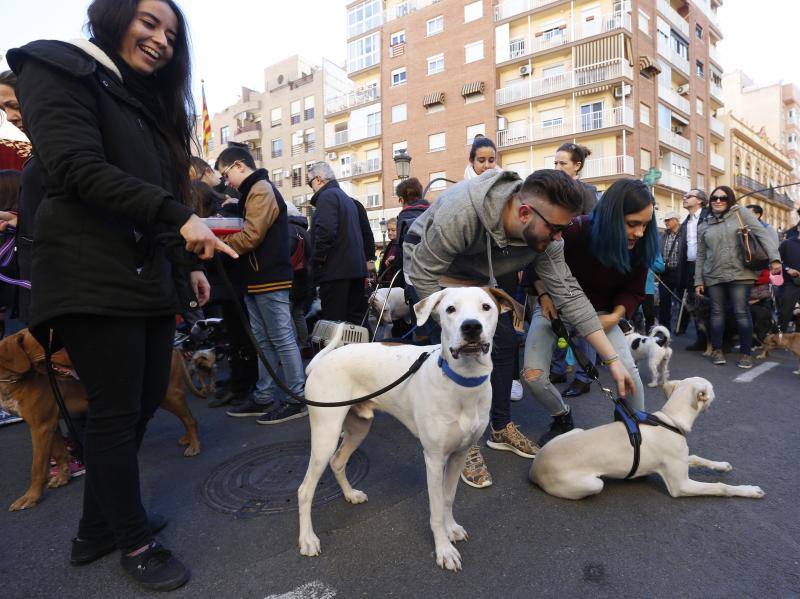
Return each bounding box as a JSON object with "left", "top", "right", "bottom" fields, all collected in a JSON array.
[
  {"left": 0, "top": 332, "right": 36, "bottom": 375},
  {"left": 191, "top": 349, "right": 216, "bottom": 373}
]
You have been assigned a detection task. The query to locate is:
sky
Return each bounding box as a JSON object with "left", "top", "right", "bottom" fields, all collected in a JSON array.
[{"left": 1, "top": 0, "right": 799, "bottom": 115}]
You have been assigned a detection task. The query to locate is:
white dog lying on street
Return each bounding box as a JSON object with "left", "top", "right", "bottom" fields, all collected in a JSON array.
[
  {"left": 530, "top": 377, "right": 764, "bottom": 500},
  {"left": 298, "top": 287, "right": 520, "bottom": 571},
  {"left": 627, "top": 324, "right": 673, "bottom": 388},
  {"left": 369, "top": 286, "right": 411, "bottom": 326}
]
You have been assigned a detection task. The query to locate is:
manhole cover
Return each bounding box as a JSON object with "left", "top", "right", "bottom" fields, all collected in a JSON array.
[{"left": 201, "top": 441, "right": 369, "bottom": 517}]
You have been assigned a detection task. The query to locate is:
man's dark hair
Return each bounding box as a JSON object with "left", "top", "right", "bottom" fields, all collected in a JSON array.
[
  {"left": 216, "top": 146, "right": 256, "bottom": 171},
  {"left": 396, "top": 177, "right": 423, "bottom": 204},
  {"left": 519, "top": 169, "right": 583, "bottom": 213},
  {"left": 746, "top": 203, "right": 763, "bottom": 217},
  {"left": 188, "top": 180, "right": 222, "bottom": 217}
]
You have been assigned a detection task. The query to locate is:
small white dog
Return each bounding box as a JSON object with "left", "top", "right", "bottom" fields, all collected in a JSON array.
[
  {"left": 297, "top": 287, "right": 520, "bottom": 571},
  {"left": 627, "top": 324, "right": 673, "bottom": 388},
  {"left": 369, "top": 287, "right": 411, "bottom": 326},
  {"left": 530, "top": 377, "right": 764, "bottom": 500}
]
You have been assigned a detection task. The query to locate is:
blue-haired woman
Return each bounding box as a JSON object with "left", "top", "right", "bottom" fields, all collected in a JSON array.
[{"left": 522, "top": 178, "right": 659, "bottom": 444}]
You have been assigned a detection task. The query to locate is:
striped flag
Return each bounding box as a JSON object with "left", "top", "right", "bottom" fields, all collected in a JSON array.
[{"left": 201, "top": 80, "right": 211, "bottom": 158}]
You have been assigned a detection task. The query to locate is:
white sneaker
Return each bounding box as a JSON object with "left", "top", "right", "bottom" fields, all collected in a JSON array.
[{"left": 510, "top": 379, "right": 523, "bottom": 401}]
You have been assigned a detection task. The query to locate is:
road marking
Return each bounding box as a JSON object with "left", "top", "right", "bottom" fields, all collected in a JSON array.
[
  {"left": 733, "top": 361, "right": 779, "bottom": 382},
  {"left": 264, "top": 581, "right": 337, "bottom": 599}
]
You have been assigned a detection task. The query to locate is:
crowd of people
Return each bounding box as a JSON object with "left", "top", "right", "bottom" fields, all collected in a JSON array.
[{"left": 0, "top": 0, "right": 798, "bottom": 592}]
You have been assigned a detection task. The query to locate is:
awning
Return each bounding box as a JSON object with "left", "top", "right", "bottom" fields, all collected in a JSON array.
[
  {"left": 461, "top": 81, "right": 485, "bottom": 97},
  {"left": 575, "top": 83, "right": 613, "bottom": 97},
  {"left": 422, "top": 91, "right": 445, "bottom": 106},
  {"left": 574, "top": 34, "right": 624, "bottom": 67},
  {"left": 638, "top": 55, "right": 662, "bottom": 76}
]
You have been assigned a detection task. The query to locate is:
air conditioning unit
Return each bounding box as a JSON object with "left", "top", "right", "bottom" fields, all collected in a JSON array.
[
  {"left": 676, "top": 84, "right": 690, "bottom": 95},
  {"left": 671, "top": 125, "right": 684, "bottom": 135},
  {"left": 613, "top": 84, "right": 632, "bottom": 99},
  {"left": 326, "top": 151, "right": 338, "bottom": 160},
  {"left": 519, "top": 65, "right": 532, "bottom": 77}
]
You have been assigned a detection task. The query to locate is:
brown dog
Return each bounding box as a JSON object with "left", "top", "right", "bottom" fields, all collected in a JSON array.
[
  {"left": 756, "top": 332, "right": 800, "bottom": 375},
  {"left": 0, "top": 329, "right": 201, "bottom": 512}
]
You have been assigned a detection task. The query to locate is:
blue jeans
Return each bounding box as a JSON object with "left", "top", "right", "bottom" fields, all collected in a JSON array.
[
  {"left": 706, "top": 282, "right": 753, "bottom": 355},
  {"left": 551, "top": 338, "right": 595, "bottom": 384},
  {"left": 245, "top": 290, "right": 305, "bottom": 405}
]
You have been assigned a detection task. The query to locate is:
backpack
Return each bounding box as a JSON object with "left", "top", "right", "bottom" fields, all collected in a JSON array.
[{"left": 290, "top": 230, "right": 306, "bottom": 272}]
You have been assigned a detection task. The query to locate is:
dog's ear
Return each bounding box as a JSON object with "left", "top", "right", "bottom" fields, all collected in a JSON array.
[
  {"left": 0, "top": 332, "right": 34, "bottom": 374},
  {"left": 693, "top": 379, "right": 713, "bottom": 406},
  {"left": 413, "top": 289, "right": 448, "bottom": 327},
  {"left": 483, "top": 287, "right": 525, "bottom": 327},
  {"left": 662, "top": 379, "right": 678, "bottom": 398}
]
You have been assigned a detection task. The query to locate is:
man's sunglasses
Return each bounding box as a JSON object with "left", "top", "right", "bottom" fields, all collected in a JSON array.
[{"left": 525, "top": 204, "right": 573, "bottom": 236}]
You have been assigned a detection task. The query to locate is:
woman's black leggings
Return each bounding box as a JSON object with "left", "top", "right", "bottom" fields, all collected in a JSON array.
[{"left": 53, "top": 314, "right": 175, "bottom": 554}]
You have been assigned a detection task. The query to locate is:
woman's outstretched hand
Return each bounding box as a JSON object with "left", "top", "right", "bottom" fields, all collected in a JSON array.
[{"left": 179, "top": 214, "right": 238, "bottom": 260}]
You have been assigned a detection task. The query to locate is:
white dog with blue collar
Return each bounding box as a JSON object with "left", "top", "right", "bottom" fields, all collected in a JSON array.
[{"left": 297, "top": 286, "right": 521, "bottom": 571}]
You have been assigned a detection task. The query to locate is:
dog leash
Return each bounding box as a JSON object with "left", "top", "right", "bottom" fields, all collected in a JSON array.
[{"left": 550, "top": 317, "right": 682, "bottom": 479}]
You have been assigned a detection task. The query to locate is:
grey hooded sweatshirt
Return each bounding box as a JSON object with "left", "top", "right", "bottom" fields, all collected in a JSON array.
[{"left": 403, "top": 170, "right": 602, "bottom": 337}]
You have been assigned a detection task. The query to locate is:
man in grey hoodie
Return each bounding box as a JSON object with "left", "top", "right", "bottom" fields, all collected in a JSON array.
[{"left": 403, "top": 169, "right": 635, "bottom": 489}]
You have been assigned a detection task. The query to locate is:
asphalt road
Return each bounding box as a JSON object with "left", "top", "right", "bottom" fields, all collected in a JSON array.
[{"left": 1, "top": 341, "right": 798, "bottom": 598}]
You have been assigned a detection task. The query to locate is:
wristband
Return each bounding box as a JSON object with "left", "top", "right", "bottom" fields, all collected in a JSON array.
[
  {"left": 537, "top": 292, "right": 550, "bottom": 303},
  {"left": 601, "top": 354, "right": 619, "bottom": 366}
]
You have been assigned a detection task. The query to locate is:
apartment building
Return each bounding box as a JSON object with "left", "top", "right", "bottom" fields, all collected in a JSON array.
[
  {"left": 722, "top": 70, "right": 800, "bottom": 206},
  {"left": 204, "top": 56, "right": 350, "bottom": 216},
  {"left": 494, "top": 0, "right": 725, "bottom": 215}
]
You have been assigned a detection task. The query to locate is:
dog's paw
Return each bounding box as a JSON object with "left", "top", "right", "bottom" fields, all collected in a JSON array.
[
  {"left": 344, "top": 489, "right": 368, "bottom": 504},
  {"left": 178, "top": 434, "right": 190, "bottom": 446},
  {"left": 299, "top": 533, "right": 321, "bottom": 556},
  {"left": 447, "top": 522, "right": 469, "bottom": 543},
  {"left": 435, "top": 543, "right": 462, "bottom": 572},
  {"left": 47, "top": 472, "right": 70, "bottom": 488},
  {"left": 719, "top": 462, "right": 732, "bottom": 472},
  {"left": 183, "top": 444, "right": 201, "bottom": 457},
  {"left": 647, "top": 381, "right": 658, "bottom": 388},
  {"left": 755, "top": 353, "right": 767, "bottom": 360},
  {"left": 739, "top": 485, "right": 765, "bottom": 499},
  {"left": 9, "top": 494, "right": 40, "bottom": 511}
]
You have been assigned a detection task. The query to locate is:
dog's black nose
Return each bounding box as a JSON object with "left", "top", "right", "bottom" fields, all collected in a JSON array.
[{"left": 460, "top": 319, "right": 483, "bottom": 340}]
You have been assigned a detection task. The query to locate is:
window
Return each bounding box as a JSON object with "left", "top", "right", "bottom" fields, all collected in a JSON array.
[
  {"left": 392, "top": 140, "right": 407, "bottom": 157},
  {"left": 271, "top": 138, "right": 283, "bottom": 158},
  {"left": 272, "top": 168, "right": 283, "bottom": 187},
  {"left": 696, "top": 98, "right": 704, "bottom": 115},
  {"left": 428, "top": 132, "right": 446, "bottom": 152},
  {"left": 270, "top": 107, "right": 282, "bottom": 127},
  {"left": 304, "top": 129, "right": 316, "bottom": 152},
  {"left": 391, "top": 103, "right": 407, "bottom": 123},
  {"left": 291, "top": 130, "right": 304, "bottom": 156},
  {"left": 426, "top": 15, "right": 444, "bottom": 37},
  {"left": 542, "top": 64, "right": 565, "bottom": 79},
  {"left": 347, "top": 31, "right": 380, "bottom": 73},
  {"left": 464, "top": 1, "right": 482, "bottom": 23},
  {"left": 465, "top": 92, "right": 485, "bottom": 105},
  {"left": 657, "top": 103, "right": 672, "bottom": 129},
  {"left": 466, "top": 123, "right": 485, "bottom": 145},
  {"left": 638, "top": 9, "right": 650, "bottom": 34},
  {"left": 696, "top": 60, "right": 705, "bottom": 79},
  {"left": 220, "top": 126, "right": 229, "bottom": 144},
  {"left": 291, "top": 164, "right": 303, "bottom": 187},
  {"left": 540, "top": 108, "right": 564, "bottom": 130},
  {"left": 640, "top": 148, "right": 652, "bottom": 171},
  {"left": 340, "top": 155, "right": 352, "bottom": 178},
  {"left": 290, "top": 100, "right": 301, "bottom": 125},
  {"left": 347, "top": 0, "right": 381, "bottom": 38},
  {"left": 366, "top": 148, "right": 380, "bottom": 172},
  {"left": 640, "top": 103, "right": 651, "bottom": 126},
  {"left": 580, "top": 101, "right": 604, "bottom": 131},
  {"left": 366, "top": 183, "right": 381, "bottom": 208},
  {"left": 696, "top": 134, "right": 705, "bottom": 154},
  {"left": 427, "top": 53, "right": 445, "bottom": 75},
  {"left": 390, "top": 30, "right": 405, "bottom": 46},
  {"left": 429, "top": 171, "right": 447, "bottom": 191},
  {"left": 465, "top": 41, "right": 484, "bottom": 64},
  {"left": 366, "top": 111, "right": 381, "bottom": 137},
  {"left": 304, "top": 96, "right": 315, "bottom": 120},
  {"left": 695, "top": 24, "right": 703, "bottom": 39},
  {"left": 391, "top": 67, "right": 407, "bottom": 86},
  {"left": 697, "top": 172, "right": 705, "bottom": 190}
]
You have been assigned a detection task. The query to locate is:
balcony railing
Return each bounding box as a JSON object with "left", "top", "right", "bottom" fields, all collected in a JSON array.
[
  {"left": 496, "top": 59, "right": 632, "bottom": 106},
  {"left": 501, "top": 12, "right": 631, "bottom": 63},
  {"left": 658, "top": 84, "right": 691, "bottom": 114},
  {"left": 709, "top": 115, "right": 725, "bottom": 138},
  {"left": 497, "top": 106, "right": 634, "bottom": 147},
  {"left": 734, "top": 175, "right": 796, "bottom": 208},
  {"left": 325, "top": 86, "right": 380, "bottom": 115},
  {"left": 659, "top": 127, "right": 691, "bottom": 153},
  {"left": 580, "top": 155, "right": 635, "bottom": 179},
  {"left": 709, "top": 43, "right": 721, "bottom": 65},
  {"left": 710, "top": 152, "right": 725, "bottom": 171},
  {"left": 390, "top": 42, "right": 406, "bottom": 57},
  {"left": 659, "top": 170, "right": 691, "bottom": 192},
  {"left": 325, "top": 124, "right": 382, "bottom": 148},
  {"left": 233, "top": 121, "right": 262, "bottom": 142},
  {"left": 710, "top": 81, "right": 724, "bottom": 103},
  {"left": 657, "top": 0, "right": 689, "bottom": 37},
  {"left": 494, "top": 0, "right": 562, "bottom": 21},
  {"left": 384, "top": 0, "right": 439, "bottom": 23},
  {"left": 351, "top": 158, "right": 381, "bottom": 178},
  {"left": 657, "top": 37, "right": 690, "bottom": 76}
]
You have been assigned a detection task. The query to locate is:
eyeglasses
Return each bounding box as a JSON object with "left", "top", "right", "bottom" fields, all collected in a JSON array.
[
  {"left": 683, "top": 194, "right": 697, "bottom": 201},
  {"left": 525, "top": 204, "right": 573, "bottom": 236},
  {"left": 711, "top": 195, "right": 729, "bottom": 202},
  {"left": 219, "top": 161, "right": 238, "bottom": 182}
]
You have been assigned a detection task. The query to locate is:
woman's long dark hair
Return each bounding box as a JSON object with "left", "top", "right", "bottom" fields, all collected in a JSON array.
[
  {"left": 0, "top": 170, "right": 21, "bottom": 211},
  {"left": 709, "top": 185, "right": 737, "bottom": 216},
  {"left": 590, "top": 178, "right": 659, "bottom": 273},
  {"left": 86, "top": 0, "right": 193, "bottom": 205}
]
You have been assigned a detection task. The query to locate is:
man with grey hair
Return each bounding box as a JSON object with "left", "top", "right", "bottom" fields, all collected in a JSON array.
[
  {"left": 308, "top": 162, "right": 369, "bottom": 323},
  {"left": 678, "top": 188, "right": 709, "bottom": 346}
]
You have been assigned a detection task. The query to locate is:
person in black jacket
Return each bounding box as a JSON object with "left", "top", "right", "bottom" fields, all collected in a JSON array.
[
  {"left": 8, "top": 0, "right": 236, "bottom": 590},
  {"left": 676, "top": 188, "right": 710, "bottom": 349},
  {"left": 286, "top": 201, "right": 314, "bottom": 354},
  {"left": 307, "top": 161, "right": 368, "bottom": 324}
]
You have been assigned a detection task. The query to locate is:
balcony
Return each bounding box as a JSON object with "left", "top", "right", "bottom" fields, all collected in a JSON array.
[
  {"left": 347, "top": 50, "right": 380, "bottom": 75},
  {"left": 325, "top": 124, "right": 382, "bottom": 148},
  {"left": 657, "top": 84, "right": 691, "bottom": 114},
  {"left": 351, "top": 158, "right": 382, "bottom": 179},
  {"left": 710, "top": 81, "right": 724, "bottom": 103},
  {"left": 658, "top": 170, "right": 691, "bottom": 192},
  {"left": 692, "top": 0, "right": 722, "bottom": 32},
  {"left": 497, "top": 106, "right": 634, "bottom": 148},
  {"left": 494, "top": 0, "right": 563, "bottom": 22},
  {"left": 580, "top": 155, "right": 635, "bottom": 179},
  {"left": 384, "top": 0, "right": 439, "bottom": 23},
  {"left": 657, "top": 0, "right": 689, "bottom": 37},
  {"left": 710, "top": 152, "right": 725, "bottom": 171},
  {"left": 496, "top": 59, "right": 632, "bottom": 107},
  {"left": 501, "top": 12, "right": 631, "bottom": 64},
  {"left": 235, "top": 99, "right": 261, "bottom": 113},
  {"left": 348, "top": 13, "right": 382, "bottom": 38},
  {"left": 657, "top": 37, "right": 690, "bottom": 77},
  {"left": 735, "top": 175, "right": 796, "bottom": 208},
  {"left": 709, "top": 44, "right": 722, "bottom": 66},
  {"left": 232, "top": 121, "right": 261, "bottom": 143},
  {"left": 709, "top": 115, "right": 725, "bottom": 138},
  {"left": 658, "top": 127, "right": 691, "bottom": 154},
  {"left": 325, "top": 86, "right": 380, "bottom": 116}
]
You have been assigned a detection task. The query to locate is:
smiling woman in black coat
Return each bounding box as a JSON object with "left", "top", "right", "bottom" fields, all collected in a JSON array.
[{"left": 9, "top": 0, "right": 236, "bottom": 591}]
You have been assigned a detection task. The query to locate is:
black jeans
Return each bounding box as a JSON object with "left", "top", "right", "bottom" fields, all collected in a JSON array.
[
  {"left": 489, "top": 311, "right": 517, "bottom": 431},
  {"left": 221, "top": 298, "right": 258, "bottom": 394},
  {"left": 319, "top": 278, "right": 367, "bottom": 325},
  {"left": 658, "top": 268, "right": 680, "bottom": 330},
  {"left": 779, "top": 281, "right": 800, "bottom": 331},
  {"left": 54, "top": 314, "right": 175, "bottom": 554}
]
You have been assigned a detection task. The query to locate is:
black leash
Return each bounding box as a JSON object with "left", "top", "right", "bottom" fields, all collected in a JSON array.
[
  {"left": 550, "top": 317, "right": 682, "bottom": 478},
  {"left": 44, "top": 342, "right": 84, "bottom": 462}
]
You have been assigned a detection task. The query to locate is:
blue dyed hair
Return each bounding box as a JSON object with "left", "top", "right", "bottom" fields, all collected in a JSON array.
[{"left": 589, "top": 178, "right": 659, "bottom": 273}]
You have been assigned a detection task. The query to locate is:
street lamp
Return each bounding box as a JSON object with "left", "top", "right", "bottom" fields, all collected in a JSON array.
[
  {"left": 393, "top": 149, "right": 411, "bottom": 180},
  {"left": 379, "top": 217, "right": 388, "bottom": 247}
]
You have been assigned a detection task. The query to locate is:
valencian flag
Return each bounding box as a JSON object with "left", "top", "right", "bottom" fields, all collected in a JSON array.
[{"left": 201, "top": 79, "right": 211, "bottom": 158}]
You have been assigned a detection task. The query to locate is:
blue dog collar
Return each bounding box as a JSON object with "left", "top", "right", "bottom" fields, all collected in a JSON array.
[{"left": 438, "top": 356, "right": 489, "bottom": 388}]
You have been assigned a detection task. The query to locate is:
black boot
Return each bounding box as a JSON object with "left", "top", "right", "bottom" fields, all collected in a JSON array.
[{"left": 539, "top": 408, "right": 574, "bottom": 446}]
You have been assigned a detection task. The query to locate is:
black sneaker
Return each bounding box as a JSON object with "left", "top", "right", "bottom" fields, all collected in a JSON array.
[
  {"left": 225, "top": 399, "right": 273, "bottom": 417},
  {"left": 71, "top": 514, "right": 168, "bottom": 566},
  {"left": 539, "top": 408, "right": 574, "bottom": 446},
  {"left": 120, "top": 542, "right": 189, "bottom": 592},
  {"left": 256, "top": 402, "right": 308, "bottom": 425},
  {"left": 549, "top": 373, "right": 567, "bottom": 384}
]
